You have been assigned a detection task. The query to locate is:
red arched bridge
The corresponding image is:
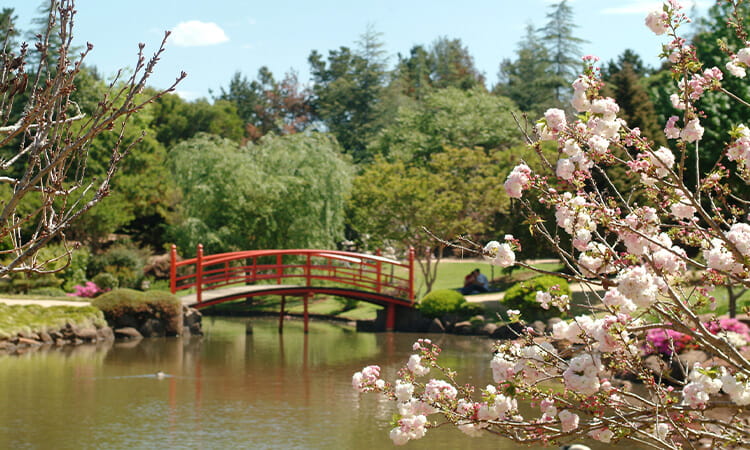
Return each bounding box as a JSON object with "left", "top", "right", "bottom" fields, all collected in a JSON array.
[{"left": 170, "top": 245, "right": 416, "bottom": 331}]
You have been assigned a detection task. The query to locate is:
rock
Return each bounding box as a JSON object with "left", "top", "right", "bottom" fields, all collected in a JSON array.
[
  {"left": 17, "top": 337, "right": 41, "bottom": 347},
  {"left": 75, "top": 328, "right": 99, "bottom": 341},
  {"left": 18, "top": 331, "right": 40, "bottom": 341},
  {"left": 183, "top": 307, "right": 203, "bottom": 335},
  {"left": 48, "top": 330, "right": 62, "bottom": 341},
  {"left": 481, "top": 323, "right": 498, "bottom": 336},
  {"left": 428, "top": 318, "right": 445, "bottom": 333},
  {"left": 547, "top": 317, "right": 564, "bottom": 333},
  {"left": 0, "top": 341, "right": 17, "bottom": 352},
  {"left": 453, "top": 321, "right": 473, "bottom": 335},
  {"left": 642, "top": 354, "right": 670, "bottom": 378},
  {"left": 531, "top": 320, "right": 547, "bottom": 336},
  {"left": 39, "top": 331, "right": 53, "bottom": 343},
  {"left": 96, "top": 327, "right": 114, "bottom": 341},
  {"left": 491, "top": 322, "right": 525, "bottom": 340},
  {"left": 115, "top": 327, "right": 143, "bottom": 340},
  {"left": 139, "top": 318, "right": 165, "bottom": 338}
]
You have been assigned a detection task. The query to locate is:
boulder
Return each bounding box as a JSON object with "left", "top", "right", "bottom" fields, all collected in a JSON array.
[
  {"left": 39, "top": 331, "right": 53, "bottom": 344},
  {"left": 491, "top": 322, "right": 525, "bottom": 340},
  {"left": 139, "top": 318, "right": 166, "bottom": 338},
  {"left": 75, "top": 328, "right": 99, "bottom": 341},
  {"left": 547, "top": 317, "right": 564, "bottom": 333},
  {"left": 428, "top": 318, "right": 445, "bottom": 333},
  {"left": 481, "top": 323, "right": 498, "bottom": 336},
  {"left": 17, "top": 337, "right": 41, "bottom": 347},
  {"left": 453, "top": 321, "right": 473, "bottom": 335},
  {"left": 530, "top": 320, "right": 547, "bottom": 336},
  {"left": 96, "top": 327, "right": 114, "bottom": 341},
  {"left": 114, "top": 327, "right": 143, "bottom": 340}
]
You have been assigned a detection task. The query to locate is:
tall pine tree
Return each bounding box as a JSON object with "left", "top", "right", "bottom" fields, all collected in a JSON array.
[{"left": 538, "top": 0, "right": 586, "bottom": 107}]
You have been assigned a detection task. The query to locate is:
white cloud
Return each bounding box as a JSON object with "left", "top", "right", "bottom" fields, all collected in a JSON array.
[
  {"left": 601, "top": 0, "right": 711, "bottom": 15},
  {"left": 170, "top": 20, "right": 229, "bottom": 47},
  {"left": 174, "top": 89, "right": 204, "bottom": 101}
]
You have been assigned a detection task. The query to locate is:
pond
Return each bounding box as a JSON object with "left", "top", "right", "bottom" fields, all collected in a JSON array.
[{"left": 0, "top": 317, "right": 590, "bottom": 449}]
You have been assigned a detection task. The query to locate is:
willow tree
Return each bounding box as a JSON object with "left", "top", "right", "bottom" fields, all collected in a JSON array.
[{"left": 0, "top": 0, "right": 182, "bottom": 275}]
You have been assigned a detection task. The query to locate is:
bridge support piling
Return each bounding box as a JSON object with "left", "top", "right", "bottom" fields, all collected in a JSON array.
[
  {"left": 385, "top": 304, "right": 396, "bottom": 331},
  {"left": 303, "top": 293, "right": 311, "bottom": 334},
  {"left": 278, "top": 295, "right": 286, "bottom": 333}
]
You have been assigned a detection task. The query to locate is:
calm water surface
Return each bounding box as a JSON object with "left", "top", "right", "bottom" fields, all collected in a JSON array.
[{"left": 0, "top": 317, "right": 561, "bottom": 449}]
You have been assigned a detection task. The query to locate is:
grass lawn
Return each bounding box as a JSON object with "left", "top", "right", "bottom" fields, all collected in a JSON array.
[{"left": 410, "top": 259, "right": 565, "bottom": 297}]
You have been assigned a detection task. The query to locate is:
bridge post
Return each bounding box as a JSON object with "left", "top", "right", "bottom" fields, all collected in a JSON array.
[
  {"left": 408, "top": 247, "right": 415, "bottom": 301},
  {"left": 196, "top": 244, "right": 204, "bottom": 304},
  {"left": 375, "top": 249, "right": 382, "bottom": 293},
  {"left": 170, "top": 245, "right": 177, "bottom": 294},
  {"left": 278, "top": 295, "right": 286, "bottom": 333},
  {"left": 305, "top": 253, "right": 311, "bottom": 286},
  {"left": 303, "top": 293, "right": 310, "bottom": 333},
  {"left": 276, "top": 254, "right": 283, "bottom": 284},
  {"left": 385, "top": 304, "right": 396, "bottom": 331}
]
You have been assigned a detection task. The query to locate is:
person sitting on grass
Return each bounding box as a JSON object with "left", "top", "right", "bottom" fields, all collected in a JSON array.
[{"left": 461, "top": 269, "right": 489, "bottom": 295}]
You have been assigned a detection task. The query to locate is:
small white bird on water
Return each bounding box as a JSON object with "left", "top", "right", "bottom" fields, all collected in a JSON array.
[
  {"left": 155, "top": 371, "right": 165, "bottom": 379},
  {"left": 560, "top": 445, "right": 591, "bottom": 450}
]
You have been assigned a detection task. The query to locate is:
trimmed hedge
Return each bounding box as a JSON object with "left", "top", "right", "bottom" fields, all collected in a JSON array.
[
  {"left": 502, "top": 275, "right": 571, "bottom": 322},
  {"left": 92, "top": 289, "right": 182, "bottom": 335},
  {"left": 418, "top": 289, "right": 469, "bottom": 318}
]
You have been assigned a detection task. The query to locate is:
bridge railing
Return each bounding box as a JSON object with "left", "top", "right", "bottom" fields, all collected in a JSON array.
[{"left": 170, "top": 246, "right": 415, "bottom": 304}]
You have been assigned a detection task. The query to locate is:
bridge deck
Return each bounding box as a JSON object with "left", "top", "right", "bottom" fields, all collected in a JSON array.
[{"left": 179, "top": 284, "right": 300, "bottom": 306}]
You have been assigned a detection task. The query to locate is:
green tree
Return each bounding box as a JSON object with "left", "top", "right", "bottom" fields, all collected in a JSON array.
[
  {"left": 349, "top": 147, "right": 508, "bottom": 294},
  {"left": 215, "top": 67, "right": 313, "bottom": 142},
  {"left": 0, "top": 8, "right": 19, "bottom": 50},
  {"left": 603, "top": 59, "right": 664, "bottom": 146},
  {"left": 368, "top": 87, "right": 521, "bottom": 163},
  {"left": 168, "top": 132, "right": 353, "bottom": 255},
  {"left": 691, "top": 2, "right": 750, "bottom": 170},
  {"left": 151, "top": 94, "right": 244, "bottom": 147},
  {"left": 0, "top": 0, "right": 181, "bottom": 275},
  {"left": 308, "top": 27, "right": 388, "bottom": 162},
  {"left": 393, "top": 37, "right": 485, "bottom": 99},
  {"left": 495, "top": 24, "right": 557, "bottom": 117},
  {"left": 538, "top": 0, "right": 586, "bottom": 106}
]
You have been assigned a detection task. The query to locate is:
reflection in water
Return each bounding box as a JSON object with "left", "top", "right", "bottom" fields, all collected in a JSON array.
[{"left": 0, "top": 317, "right": 588, "bottom": 449}]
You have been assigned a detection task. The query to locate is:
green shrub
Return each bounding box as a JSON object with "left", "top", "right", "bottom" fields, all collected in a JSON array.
[
  {"left": 460, "top": 302, "right": 485, "bottom": 317},
  {"left": 0, "top": 273, "right": 63, "bottom": 294},
  {"left": 92, "top": 288, "right": 182, "bottom": 334},
  {"left": 58, "top": 246, "right": 91, "bottom": 292},
  {"left": 27, "top": 287, "right": 68, "bottom": 297},
  {"left": 92, "top": 272, "right": 119, "bottom": 291},
  {"left": 502, "top": 275, "right": 571, "bottom": 322},
  {"left": 88, "top": 244, "right": 148, "bottom": 289},
  {"left": 417, "top": 289, "right": 467, "bottom": 318}
]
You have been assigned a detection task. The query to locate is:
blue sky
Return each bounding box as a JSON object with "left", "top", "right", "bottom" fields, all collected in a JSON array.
[{"left": 9, "top": 0, "right": 713, "bottom": 101}]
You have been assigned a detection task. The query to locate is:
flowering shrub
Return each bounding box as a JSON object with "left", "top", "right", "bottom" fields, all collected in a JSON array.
[
  {"left": 646, "top": 318, "right": 750, "bottom": 356},
  {"left": 355, "top": 2, "right": 750, "bottom": 448},
  {"left": 67, "top": 281, "right": 103, "bottom": 298}
]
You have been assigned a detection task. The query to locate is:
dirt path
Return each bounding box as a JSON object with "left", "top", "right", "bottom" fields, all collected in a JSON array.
[{"left": 0, "top": 299, "right": 91, "bottom": 307}]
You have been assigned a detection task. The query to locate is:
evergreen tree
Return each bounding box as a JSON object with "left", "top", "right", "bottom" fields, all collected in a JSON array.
[
  {"left": 393, "top": 37, "right": 485, "bottom": 100},
  {"left": 308, "top": 26, "right": 388, "bottom": 162},
  {"left": 0, "top": 8, "right": 19, "bottom": 50},
  {"left": 538, "top": 0, "right": 586, "bottom": 106},
  {"left": 603, "top": 57, "right": 664, "bottom": 146},
  {"left": 495, "top": 24, "right": 556, "bottom": 117}
]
